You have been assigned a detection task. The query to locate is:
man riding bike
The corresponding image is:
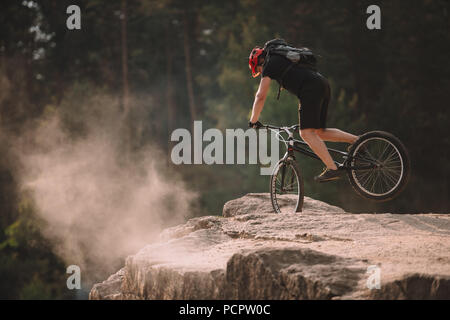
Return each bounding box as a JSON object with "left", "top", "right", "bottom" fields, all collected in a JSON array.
[{"left": 248, "top": 40, "right": 359, "bottom": 182}]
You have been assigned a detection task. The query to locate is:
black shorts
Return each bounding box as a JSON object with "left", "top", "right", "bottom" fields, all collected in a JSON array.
[{"left": 297, "top": 72, "right": 330, "bottom": 130}]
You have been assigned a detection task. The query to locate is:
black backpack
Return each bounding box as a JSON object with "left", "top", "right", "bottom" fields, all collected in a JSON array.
[{"left": 263, "top": 39, "right": 318, "bottom": 99}]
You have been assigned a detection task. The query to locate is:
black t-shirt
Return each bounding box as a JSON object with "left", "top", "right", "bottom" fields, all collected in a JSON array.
[{"left": 262, "top": 54, "right": 319, "bottom": 97}]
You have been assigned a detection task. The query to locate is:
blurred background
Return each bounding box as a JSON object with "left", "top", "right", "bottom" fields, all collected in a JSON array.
[{"left": 0, "top": 0, "right": 448, "bottom": 299}]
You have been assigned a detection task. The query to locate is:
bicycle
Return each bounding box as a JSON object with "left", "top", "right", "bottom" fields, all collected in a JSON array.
[{"left": 260, "top": 124, "right": 410, "bottom": 213}]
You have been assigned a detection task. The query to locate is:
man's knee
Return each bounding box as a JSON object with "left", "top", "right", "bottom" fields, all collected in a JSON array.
[
  {"left": 315, "top": 128, "right": 325, "bottom": 133},
  {"left": 315, "top": 128, "right": 326, "bottom": 136}
]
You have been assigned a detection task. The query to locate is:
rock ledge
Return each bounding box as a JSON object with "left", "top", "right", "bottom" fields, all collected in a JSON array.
[{"left": 90, "top": 193, "right": 450, "bottom": 300}]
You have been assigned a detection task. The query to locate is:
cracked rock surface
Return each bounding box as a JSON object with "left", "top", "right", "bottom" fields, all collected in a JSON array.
[{"left": 90, "top": 193, "right": 450, "bottom": 300}]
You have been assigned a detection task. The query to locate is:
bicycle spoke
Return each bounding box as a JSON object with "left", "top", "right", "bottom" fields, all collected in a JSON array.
[
  {"left": 371, "top": 170, "right": 380, "bottom": 192},
  {"left": 276, "top": 168, "right": 297, "bottom": 194},
  {"left": 383, "top": 166, "right": 401, "bottom": 178},
  {"left": 358, "top": 169, "right": 373, "bottom": 179},
  {"left": 384, "top": 163, "right": 402, "bottom": 170},
  {"left": 283, "top": 181, "right": 297, "bottom": 191},
  {"left": 356, "top": 169, "right": 373, "bottom": 185},
  {"left": 361, "top": 169, "right": 377, "bottom": 190},
  {"left": 384, "top": 160, "right": 402, "bottom": 171},
  {"left": 381, "top": 172, "right": 391, "bottom": 193},
  {"left": 376, "top": 142, "right": 390, "bottom": 162},
  {"left": 382, "top": 169, "right": 399, "bottom": 188},
  {"left": 383, "top": 149, "right": 399, "bottom": 164},
  {"left": 357, "top": 169, "right": 373, "bottom": 186},
  {"left": 379, "top": 173, "right": 389, "bottom": 194}
]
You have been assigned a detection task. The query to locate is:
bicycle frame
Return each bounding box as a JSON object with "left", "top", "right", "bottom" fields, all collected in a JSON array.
[{"left": 263, "top": 124, "right": 377, "bottom": 170}]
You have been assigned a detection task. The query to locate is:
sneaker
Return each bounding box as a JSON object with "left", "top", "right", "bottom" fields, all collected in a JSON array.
[{"left": 314, "top": 167, "right": 342, "bottom": 183}]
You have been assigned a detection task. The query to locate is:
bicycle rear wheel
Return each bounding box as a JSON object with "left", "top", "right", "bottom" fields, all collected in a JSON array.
[
  {"left": 347, "top": 131, "right": 410, "bottom": 201},
  {"left": 270, "top": 159, "right": 304, "bottom": 213}
]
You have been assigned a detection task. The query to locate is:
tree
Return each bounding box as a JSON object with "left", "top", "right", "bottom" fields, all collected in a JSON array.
[
  {"left": 182, "top": 6, "right": 197, "bottom": 130},
  {"left": 121, "top": 0, "right": 130, "bottom": 117}
]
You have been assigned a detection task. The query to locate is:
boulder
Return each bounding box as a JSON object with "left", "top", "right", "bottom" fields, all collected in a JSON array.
[{"left": 90, "top": 193, "right": 450, "bottom": 300}]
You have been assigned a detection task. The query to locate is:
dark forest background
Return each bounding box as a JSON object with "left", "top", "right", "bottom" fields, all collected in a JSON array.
[{"left": 0, "top": 0, "right": 449, "bottom": 299}]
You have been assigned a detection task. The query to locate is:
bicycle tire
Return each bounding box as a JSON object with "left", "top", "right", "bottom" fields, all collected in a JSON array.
[
  {"left": 347, "top": 131, "right": 410, "bottom": 201},
  {"left": 270, "top": 158, "right": 304, "bottom": 213}
]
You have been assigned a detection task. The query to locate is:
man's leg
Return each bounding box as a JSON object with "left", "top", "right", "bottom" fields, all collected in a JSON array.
[
  {"left": 300, "top": 129, "right": 338, "bottom": 170},
  {"left": 298, "top": 78, "right": 353, "bottom": 177},
  {"left": 315, "top": 128, "right": 358, "bottom": 144}
]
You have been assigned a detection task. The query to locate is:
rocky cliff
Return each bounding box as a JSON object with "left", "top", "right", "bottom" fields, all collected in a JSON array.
[{"left": 90, "top": 193, "right": 450, "bottom": 300}]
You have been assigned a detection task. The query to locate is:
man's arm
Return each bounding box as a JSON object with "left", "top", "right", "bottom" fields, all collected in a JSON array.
[{"left": 249, "top": 76, "right": 271, "bottom": 124}]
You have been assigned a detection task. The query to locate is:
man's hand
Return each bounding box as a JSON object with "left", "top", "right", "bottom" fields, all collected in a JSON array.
[{"left": 249, "top": 120, "right": 263, "bottom": 129}]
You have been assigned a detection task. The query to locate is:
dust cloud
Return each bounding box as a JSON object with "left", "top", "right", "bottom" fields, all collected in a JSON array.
[{"left": 13, "top": 100, "right": 196, "bottom": 284}]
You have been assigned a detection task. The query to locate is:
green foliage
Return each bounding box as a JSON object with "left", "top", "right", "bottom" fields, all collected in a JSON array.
[{"left": 0, "top": 195, "right": 75, "bottom": 299}]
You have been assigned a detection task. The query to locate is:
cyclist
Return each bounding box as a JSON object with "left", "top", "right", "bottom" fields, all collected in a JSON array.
[{"left": 248, "top": 43, "right": 359, "bottom": 182}]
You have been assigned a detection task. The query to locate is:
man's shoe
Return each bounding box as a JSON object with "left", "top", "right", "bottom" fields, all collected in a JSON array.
[{"left": 314, "top": 167, "right": 342, "bottom": 183}]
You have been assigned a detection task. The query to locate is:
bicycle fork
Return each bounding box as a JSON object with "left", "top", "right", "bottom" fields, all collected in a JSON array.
[{"left": 280, "top": 134, "right": 296, "bottom": 193}]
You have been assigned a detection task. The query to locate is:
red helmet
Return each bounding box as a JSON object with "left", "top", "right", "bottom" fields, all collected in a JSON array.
[{"left": 249, "top": 47, "right": 265, "bottom": 78}]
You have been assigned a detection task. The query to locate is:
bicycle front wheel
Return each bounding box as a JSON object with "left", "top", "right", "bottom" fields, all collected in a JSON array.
[
  {"left": 270, "top": 159, "right": 304, "bottom": 213},
  {"left": 347, "top": 131, "right": 410, "bottom": 201}
]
